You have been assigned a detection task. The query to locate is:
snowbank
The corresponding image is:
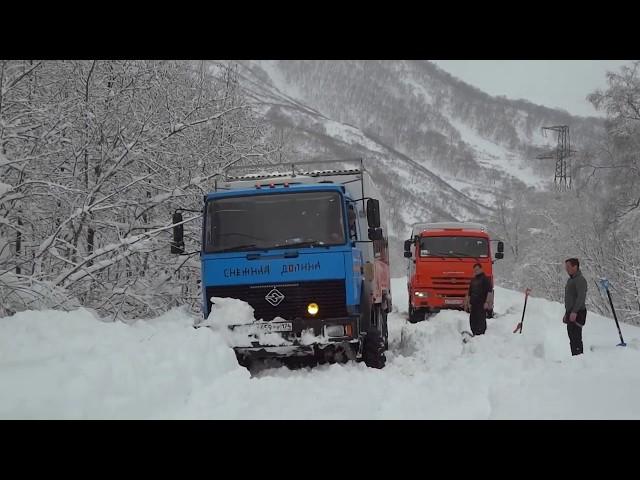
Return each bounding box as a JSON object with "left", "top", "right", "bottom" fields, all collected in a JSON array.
[
  {"left": 0, "top": 307, "right": 248, "bottom": 419},
  {"left": 1, "top": 278, "right": 640, "bottom": 419}
]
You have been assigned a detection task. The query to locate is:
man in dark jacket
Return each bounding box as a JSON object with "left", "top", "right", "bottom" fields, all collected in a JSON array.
[
  {"left": 464, "top": 263, "right": 494, "bottom": 335},
  {"left": 563, "top": 258, "right": 588, "bottom": 355}
]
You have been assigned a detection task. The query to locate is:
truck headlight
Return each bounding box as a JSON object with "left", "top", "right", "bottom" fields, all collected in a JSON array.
[
  {"left": 307, "top": 303, "right": 319, "bottom": 315},
  {"left": 414, "top": 291, "right": 429, "bottom": 298}
]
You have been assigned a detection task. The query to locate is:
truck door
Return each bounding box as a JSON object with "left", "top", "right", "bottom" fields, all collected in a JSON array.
[{"left": 348, "top": 202, "right": 363, "bottom": 303}]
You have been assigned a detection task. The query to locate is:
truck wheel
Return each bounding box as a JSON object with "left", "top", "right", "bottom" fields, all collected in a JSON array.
[
  {"left": 371, "top": 304, "right": 388, "bottom": 351},
  {"left": 381, "top": 308, "right": 389, "bottom": 350},
  {"left": 408, "top": 303, "right": 419, "bottom": 323},
  {"left": 363, "top": 329, "right": 386, "bottom": 369},
  {"left": 409, "top": 307, "right": 423, "bottom": 324}
]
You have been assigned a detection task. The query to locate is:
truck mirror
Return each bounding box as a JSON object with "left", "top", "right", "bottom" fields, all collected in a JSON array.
[
  {"left": 171, "top": 212, "right": 185, "bottom": 254},
  {"left": 495, "top": 252, "right": 504, "bottom": 260},
  {"left": 497, "top": 241, "right": 504, "bottom": 253},
  {"left": 403, "top": 251, "right": 412, "bottom": 258},
  {"left": 366, "top": 199, "right": 381, "bottom": 228},
  {"left": 403, "top": 239, "right": 412, "bottom": 252},
  {"left": 368, "top": 227, "right": 383, "bottom": 241}
]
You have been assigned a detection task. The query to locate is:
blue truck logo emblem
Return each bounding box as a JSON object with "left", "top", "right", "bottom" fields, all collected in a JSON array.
[{"left": 265, "top": 288, "right": 285, "bottom": 306}]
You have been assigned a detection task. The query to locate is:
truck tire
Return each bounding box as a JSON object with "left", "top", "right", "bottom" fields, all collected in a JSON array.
[
  {"left": 372, "top": 303, "right": 389, "bottom": 350},
  {"left": 409, "top": 307, "right": 423, "bottom": 324},
  {"left": 363, "top": 329, "right": 386, "bottom": 369},
  {"left": 382, "top": 308, "right": 389, "bottom": 350},
  {"left": 360, "top": 282, "right": 372, "bottom": 332},
  {"left": 408, "top": 302, "right": 417, "bottom": 323}
]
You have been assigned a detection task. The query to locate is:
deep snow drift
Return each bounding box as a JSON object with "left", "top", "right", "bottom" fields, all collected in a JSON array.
[{"left": 2, "top": 278, "right": 640, "bottom": 419}]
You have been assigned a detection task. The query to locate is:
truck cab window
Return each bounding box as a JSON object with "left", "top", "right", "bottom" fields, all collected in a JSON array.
[
  {"left": 204, "top": 191, "right": 347, "bottom": 253},
  {"left": 419, "top": 236, "right": 489, "bottom": 258},
  {"left": 348, "top": 204, "right": 358, "bottom": 240}
]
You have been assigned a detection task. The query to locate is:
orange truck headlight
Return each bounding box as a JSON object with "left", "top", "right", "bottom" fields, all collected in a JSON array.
[{"left": 307, "top": 303, "right": 319, "bottom": 315}]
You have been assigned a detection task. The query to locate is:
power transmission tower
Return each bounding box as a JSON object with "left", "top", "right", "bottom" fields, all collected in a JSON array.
[{"left": 536, "top": 125, "right": 576, "bottom": 191}]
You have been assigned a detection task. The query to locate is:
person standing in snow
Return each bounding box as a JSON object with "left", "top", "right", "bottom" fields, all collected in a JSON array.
[
  {"left": 563, "top": 258, "right": 588, "bottom": 355},
  {"left": 464, "top": 263, "right": 494, "bottom": 336}
]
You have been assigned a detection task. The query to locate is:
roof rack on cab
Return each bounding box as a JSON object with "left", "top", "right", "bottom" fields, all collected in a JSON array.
[
  {"left": 411, "top": 222, "right": 488, "bottom": 235},
  {"left": 213, "top": 158, "right": 367, "bottom": 194}
]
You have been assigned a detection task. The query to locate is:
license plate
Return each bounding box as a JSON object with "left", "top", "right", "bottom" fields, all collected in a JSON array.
[
  {"left": 236, "top": 322, "right": 293, "bottom": 334},
  {"left": 445, "top": 299, "right": 463, "bottom": 305}
]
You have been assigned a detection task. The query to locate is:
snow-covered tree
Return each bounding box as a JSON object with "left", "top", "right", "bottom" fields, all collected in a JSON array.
[
  {"left": 492, "top": 61, "right": 640, "bottom": 325},
  {"left": 1, "top": 60, "right": 277, "bottom": 318}
]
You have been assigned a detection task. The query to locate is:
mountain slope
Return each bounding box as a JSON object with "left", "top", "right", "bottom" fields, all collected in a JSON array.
[{"left": 245, "top": 61, "right": 602, "bottom": 177}]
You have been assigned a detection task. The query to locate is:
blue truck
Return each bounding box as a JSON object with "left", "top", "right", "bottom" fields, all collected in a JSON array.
[{"left": 171, "top": 159, "right": 392, "bottom": 369}]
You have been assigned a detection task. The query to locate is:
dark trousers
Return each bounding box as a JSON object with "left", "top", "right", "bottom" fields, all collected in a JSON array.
[
  {"left": 565, "top": 310, "right": 587, "bottom": 355},
  {"left": 469, "top": 304, "right": 487, "bottom": 335}
]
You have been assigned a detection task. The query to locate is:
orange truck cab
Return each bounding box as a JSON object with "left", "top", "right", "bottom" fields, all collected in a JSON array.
[{"left": 404, "top": 222, "right": 504, "bottom": 323}]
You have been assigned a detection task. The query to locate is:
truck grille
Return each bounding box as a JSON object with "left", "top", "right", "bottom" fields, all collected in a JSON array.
[
  {"left": 205, "top": 280, "right": 348, "bottom": 321},
  {"left": 431, "top": 276, "right": 471, "bottom": 295}
]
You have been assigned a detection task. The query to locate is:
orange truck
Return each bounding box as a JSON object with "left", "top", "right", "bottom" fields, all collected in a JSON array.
[{"left": 404, "top": 222, "right": 504, "bottom": 323}]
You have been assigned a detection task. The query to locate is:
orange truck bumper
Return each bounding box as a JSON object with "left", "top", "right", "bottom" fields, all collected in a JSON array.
[{"left": 411, "top": 291, "right": 465, "bottom": 310}]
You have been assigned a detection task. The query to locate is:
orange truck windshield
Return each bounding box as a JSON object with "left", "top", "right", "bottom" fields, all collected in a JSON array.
[{"left": 419, "top": 236, "right": 489, "bottom": 258}]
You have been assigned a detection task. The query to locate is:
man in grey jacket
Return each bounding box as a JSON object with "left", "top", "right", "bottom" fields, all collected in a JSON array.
[{"left": 563, "top": 258, "right": 588, "bottom": 355}]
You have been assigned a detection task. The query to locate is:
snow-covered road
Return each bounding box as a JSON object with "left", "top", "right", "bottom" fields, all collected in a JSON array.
[{"left": 2, "top": 278, "right": 640, "bottom": 419}]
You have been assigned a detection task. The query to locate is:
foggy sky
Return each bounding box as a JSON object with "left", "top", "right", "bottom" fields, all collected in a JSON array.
[{"left": 431, "top": 60, "right": 634, "bottom": 118}]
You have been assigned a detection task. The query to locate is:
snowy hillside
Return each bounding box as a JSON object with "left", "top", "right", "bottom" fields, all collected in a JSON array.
[
  {"left": 236, "top": 60, "right": 604, "bottom": 194},
  {"left": 237, "top": 62, "right": 497, "bottom": 223},
  {"left": 2, "top": 278, "right": 639, "bottom": 419},
  {"left": 237, "top": 60, "right": 509, "bottom": 216}
]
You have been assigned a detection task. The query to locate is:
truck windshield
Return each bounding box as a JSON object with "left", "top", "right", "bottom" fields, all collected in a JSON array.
[
  {"left": 419, "top": 236, "right": 489, "bottom": 258},
  {"left": 204, "top": 191, "right": 346, "bottom": 253}
]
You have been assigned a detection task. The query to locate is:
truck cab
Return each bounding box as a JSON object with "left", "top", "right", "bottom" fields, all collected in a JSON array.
[
  {"left": 404, "top": 222, "right": 504, "bottom": 323},
  {"left": 174, "top": 160, "right": 392, "bottom": 369}
]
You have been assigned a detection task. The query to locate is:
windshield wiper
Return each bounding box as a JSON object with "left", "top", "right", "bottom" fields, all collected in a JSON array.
[
  {"left": 425, "top": 251, "right": 468, "bottom": 261},
  {"left": 209, "top": 243, "right": 259, "bottom": 253},
  {"left": 427, "top": 250, "right": 453, "bottom": 259},
  {"left": 447, "top": 251, "right": 470, "bottom": 258},
  {"left": 450, "top": 251, "right": 485, "bottom": 259},
  {"left": 272, "top": 240, "right": 326, "bottom": 249}
]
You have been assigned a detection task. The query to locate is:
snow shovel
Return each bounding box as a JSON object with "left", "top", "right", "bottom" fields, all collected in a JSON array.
[
  {"left": 598, "top": 278, "right": 626, "bottom": 347},
  {"left": 513, "top": 288, "right": 531, "bottom": 334}
]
